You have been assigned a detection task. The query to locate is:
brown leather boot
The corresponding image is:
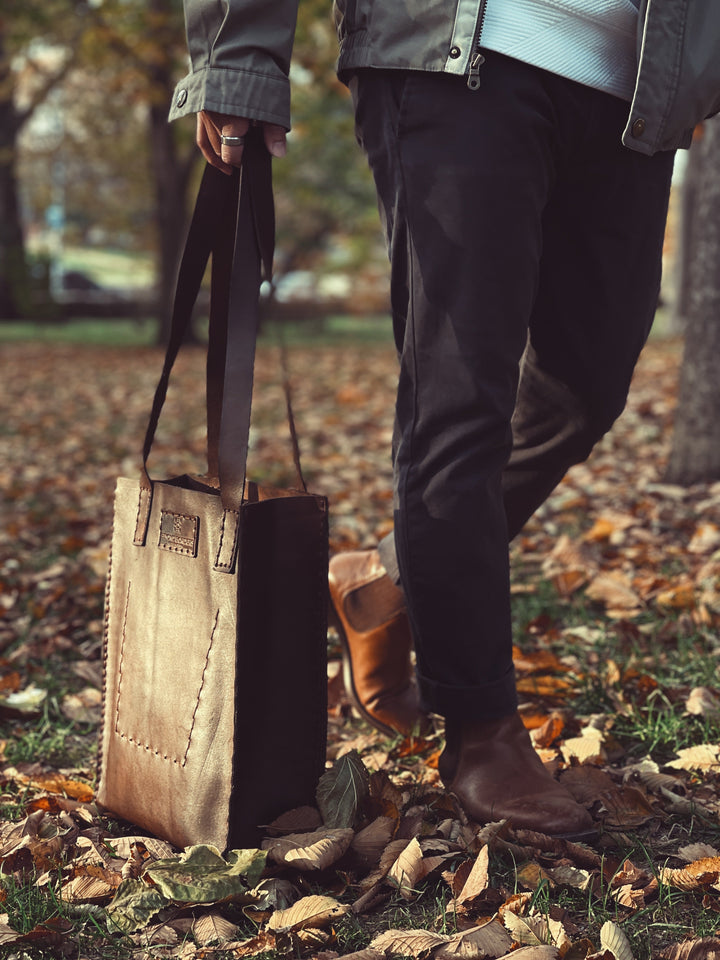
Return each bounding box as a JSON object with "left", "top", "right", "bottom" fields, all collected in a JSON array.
[
  {"left": 439, "top": 711, "right": 595, "bottom": 839},
  {"left": 328, "top": 550, "right": 430, "bottom": 738}
]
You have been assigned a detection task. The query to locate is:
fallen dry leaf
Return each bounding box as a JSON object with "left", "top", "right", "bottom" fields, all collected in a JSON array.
[
  {"left": 678, "top": 844, "right": 720, "bottom": 862},
  {"left": 655, "top": 581, "right": 696, "bottom": 610},
  {"left": 61, "top": 686, "right": 102, "bottom": 724},
  {"left": 666, "top": 745, "right": 720, "bottom": 773},
  {"left": 387, "top": 836, "right": 424, "bottom": 900},
  {"left": 600, "top": 920, "right": 635, "bottom": 960},
  {"left": 267, "top": 894, "right": 349, "bottom": 932},
  {"left": 191, "top": 912, "right": 241, "bottom": 945},
  {"left": 263, "top": 827, "right": 354, "bottom": 871},
  {"left": 453, "top": 845, "right": 490, "bottom": 906},
  {"left": 504, "top": 911, "right": 571, "bottom": 950},
  {"left": 660, "top": 858, "right": 720, "bottom": 892},
  {"left": 351, "top": 817, "right": 396, "bottom": 869},
  {"left": 585, "top": 572, "right": 643, "bottom": 614},
  {"left": 495, "top": 949, "right": 560, "bottom": 960},
  {"left": 371, "top": 927, "right": 446, "bottom": 957},
  {"left": 685, "top": 687, "right": 720, "bottom": 717},
  {"left": 560, "top": 729, "right": 608, "bottom": 766},
  {"left": 687, "top": 523, "right": 720, "bottom": 554},
  {"left": 658, "top": 938, "right": 720, "bottom": 959},
  {"left": 435, "top": 919, "right": 513, "bottom": 957}
]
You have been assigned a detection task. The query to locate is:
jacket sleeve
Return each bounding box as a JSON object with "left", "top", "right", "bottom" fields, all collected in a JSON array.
[{"left": 169, "top": 0, "right": 299, "bottom": 129}]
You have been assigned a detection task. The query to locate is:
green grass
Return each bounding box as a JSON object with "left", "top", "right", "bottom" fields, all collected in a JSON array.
[
  {"left": 0, "top": 873, "right": 134, "bottom": 960},
  {"left": 0, "top": 318, "right": 159, "bottom": 347},
  {"left": 0, "top": 313, "right": 394, "bottom": 348}
]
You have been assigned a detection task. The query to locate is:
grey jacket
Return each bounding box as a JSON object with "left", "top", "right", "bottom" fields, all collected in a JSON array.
[{"left": 170, "top": 0, "right": 720, "bottom": 154}]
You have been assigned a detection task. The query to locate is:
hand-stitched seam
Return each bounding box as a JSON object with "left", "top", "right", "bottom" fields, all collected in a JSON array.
[
  {"left": 134, "top": 487, "right": 148, "bottom": 542},
  {"left": 96, "top": 533, "right": 114, "bottom": 784},
  {"left": 182, "top": 608, "right": 220, "bottom": 767},
  {"left": 113, "top": 580, "right": 132, "bottom": 738},
  {"left": 215, "top": 509, "right": 239, "bottom": 570},
  {"left": 113, "top": 598, "right": 219, "bottom": 766}
]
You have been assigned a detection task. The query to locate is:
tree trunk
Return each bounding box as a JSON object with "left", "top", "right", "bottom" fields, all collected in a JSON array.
[
  {"left": 0, "top": 31, "right": 30, "bottom": 320},
  {"left": 670, "top": 144, "right": 699, "bottom": 334},
  {"left": 147, "top": 0, "right": 196, "bottom": 346},
  {"left": 665, "top": 116, "right": 720, "bottom": 485},
  {"left": 149, "top": 94, "right": 189, "bottom": 344}
]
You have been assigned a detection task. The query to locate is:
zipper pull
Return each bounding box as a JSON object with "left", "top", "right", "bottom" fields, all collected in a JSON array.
[{"left": 467, "top": 52, "right": 485, "bottom": 90}]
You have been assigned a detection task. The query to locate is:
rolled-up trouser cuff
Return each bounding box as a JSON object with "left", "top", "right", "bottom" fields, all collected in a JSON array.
[{"left": 418, "top": 665, "right": 518, "bottom": 721}]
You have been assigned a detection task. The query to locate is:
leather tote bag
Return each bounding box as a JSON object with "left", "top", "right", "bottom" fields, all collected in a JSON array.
[{"left": 97, "top": 134, "right": 328, "bottom": 851}]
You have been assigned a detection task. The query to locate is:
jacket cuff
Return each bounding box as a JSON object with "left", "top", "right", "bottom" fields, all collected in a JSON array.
[{"left": 169, "top": 66, "right": 291, "bottom": 130}]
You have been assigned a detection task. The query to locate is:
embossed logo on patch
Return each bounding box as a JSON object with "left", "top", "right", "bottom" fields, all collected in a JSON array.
[{"left": 159, "top": 511, "right": 199, "bottom": 557}]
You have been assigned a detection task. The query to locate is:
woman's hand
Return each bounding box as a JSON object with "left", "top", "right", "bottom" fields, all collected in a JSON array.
[{"left": 196, "top": 111, "right": 287, "bottom": 173}]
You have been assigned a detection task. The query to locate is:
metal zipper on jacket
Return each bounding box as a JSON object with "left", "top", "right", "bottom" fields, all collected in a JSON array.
[{"left": 467, "top": 0, "right": 488, "bottom": 90}]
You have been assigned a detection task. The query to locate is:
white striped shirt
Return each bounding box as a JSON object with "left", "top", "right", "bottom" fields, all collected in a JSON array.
[{"left": 480, "top": 0, "right": 640, "bottom": 100}]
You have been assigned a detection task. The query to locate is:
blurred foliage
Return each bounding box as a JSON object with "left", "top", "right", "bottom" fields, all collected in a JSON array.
[
  {"left": 4, "top": 0, "right": 384, "bottom": 314},
  {"left": 275, "top": 0, "right": 384, "bottom": 287}
]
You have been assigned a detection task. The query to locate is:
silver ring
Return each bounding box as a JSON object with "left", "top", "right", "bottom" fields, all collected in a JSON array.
[{"left": 220, "top": 134, "right": 245, "bottom": 146}]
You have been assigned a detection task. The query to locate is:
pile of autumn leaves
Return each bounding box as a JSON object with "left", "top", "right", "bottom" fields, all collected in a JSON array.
[{"left": 1, "top": 746, "right": 720, "bottom": 959}]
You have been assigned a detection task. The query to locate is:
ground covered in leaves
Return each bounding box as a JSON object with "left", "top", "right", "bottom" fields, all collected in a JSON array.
[{"left": 1, "top": 332, "right": 719, "bottom": 960}]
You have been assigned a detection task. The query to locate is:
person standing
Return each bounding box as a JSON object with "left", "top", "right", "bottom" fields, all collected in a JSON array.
[{"left": 171, "top": 0, "right": 720, "bottom": 839}]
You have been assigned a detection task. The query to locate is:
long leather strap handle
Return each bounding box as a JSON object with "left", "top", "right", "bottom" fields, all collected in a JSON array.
[{"left": 133, "top": 128, "right": 274, "bottom": 560}]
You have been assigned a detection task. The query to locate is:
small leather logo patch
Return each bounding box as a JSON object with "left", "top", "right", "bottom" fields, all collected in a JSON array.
[{"left": 159, "top": 511, "right": 199, "bottom": 557}]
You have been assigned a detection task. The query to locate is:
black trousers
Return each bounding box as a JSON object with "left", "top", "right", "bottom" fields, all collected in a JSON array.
[{"left": 350, "top": 54, "right": 675, "bottom": 721}]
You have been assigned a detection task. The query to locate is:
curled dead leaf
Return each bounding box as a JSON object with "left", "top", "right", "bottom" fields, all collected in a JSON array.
[
  {"left": 61, "top": 872, "right": 119, "bottom": 903},
  {"left": 585, "top": 572, "right": 643, "bottom": 613},
  {"left": 660, "top": 858, "right": 720, "bottom": 891},
  {"left": 584, "top": 513, "right": 635, "bottom": 543},
  {"left": 504, "top": 911, "right": 570, "bottom": 950},
  {"left": 667, "top": 745, "right": 720, "bottom": 773},
  {"left": 435, "top": 919, "right": 513, "bottom": 957},
  {"left": 267, "top": 894, "right": 349, "bottom": 932},
  {"left": 352, "top": 817, "right": 396, "bottom": 869},
  {"left": 495, "top": 949, "right": 560, "bottom": 960},
  {"left": 265, "top": 805, "right": 323, "bottom": 836},
  {"left": 295, "top": 926, "right": 331, "bottom": 948},
  {"left": 338, "top": 951, "right": 384, "bottom": 960},
  {"left": 517, "top": 862, "right": 556, "bottom": 893},
  {"left": 372, "top": 919, "right": 513, "bottom": 959},
  {"left": 61, "top": 687, "right": 102, "bottom": 724},
  {"left": 600, "top": 919, "right": 635, "bottom": 960},
  {"left": 387, "top": 837, "right": 424, "bottom": 900},
  {"left": 685, "top": 687, "right": 720, "bottom": 717},
  {"left": 263, "top": 827, "right": 353, "bottom": 871},
  {"left": 678, "top": 844, "right": 720, "bottom": 862},
  {"left": 454, "top": 845, "right": 490, "bottom": 906},
  {"left": 687, "top": 522, "right": 720, "bottom": 554},
  {"left": 371, "top": 927, "right": 446, "bottom": 957},
  {"left": 601, "top": 786, "right": 655, "bottom": 829},
  {"left": 658, "top": 938, "right": 720, "bottom": 960},
  {"left": 545, "top": 864, "right": 592, "bottom": 890},
  {"left": 530, "top": 714, "right": 566, "bottom": 749},
  {"left": 655, "top": 582, "right": 696, "bottom": 610},
  {"left": 191, "top": 912, "right": 240, "bottom": 945},
  {"left": 560, "top": 729, "right": 607, "bottom": 766}
]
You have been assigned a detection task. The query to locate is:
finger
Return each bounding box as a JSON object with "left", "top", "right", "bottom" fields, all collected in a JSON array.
[
  {"left": 263, "top": 123, "right": 288, "bottom": 159},
  {"left": 196, "top": 112, "right": 232, "bottom": 174},
  {"left": 217, "top": 116, "right": 251, "bottom": 168}
]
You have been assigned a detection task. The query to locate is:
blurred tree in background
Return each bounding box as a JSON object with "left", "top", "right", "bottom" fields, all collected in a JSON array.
[
  {"left": 665, "top": 116, "right": 720, "bottom": 485},
  {"left": 272, "top": 0, "right": 384, "bottom": 315},
  {"left": 0, "top": 0, "right": 86, "bottom": 318},
  {"left": 2, "top": 0, "right": 383, "bottom": 338}
]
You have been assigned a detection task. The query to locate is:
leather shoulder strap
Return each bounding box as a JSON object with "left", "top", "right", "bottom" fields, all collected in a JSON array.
[{"left": 133, "top": 129, "right": 274, "bottom": 545}]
